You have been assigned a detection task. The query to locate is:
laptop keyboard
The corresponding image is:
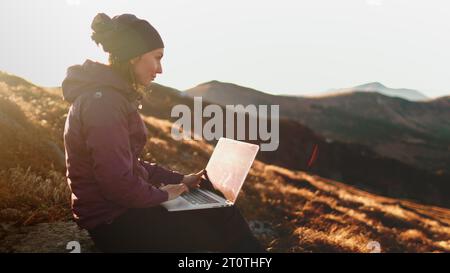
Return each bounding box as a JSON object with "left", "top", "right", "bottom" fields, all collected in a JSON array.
[{"left": 181, "top": 189, "right": 220, "bottom": 205}]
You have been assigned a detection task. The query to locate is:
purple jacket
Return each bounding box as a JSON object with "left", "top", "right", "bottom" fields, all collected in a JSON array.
[{"left": 62, "top": 59, "right": 183, "bottom": 230}]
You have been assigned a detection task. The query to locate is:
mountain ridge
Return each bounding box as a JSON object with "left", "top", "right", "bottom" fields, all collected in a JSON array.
[{"left": 184, "top": 81, "right": 450, "bottom": 174}]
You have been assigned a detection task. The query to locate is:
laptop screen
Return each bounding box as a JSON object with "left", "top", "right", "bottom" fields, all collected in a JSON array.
[{"left": 205, "top": 138, "right": 259, "bottom": 203}]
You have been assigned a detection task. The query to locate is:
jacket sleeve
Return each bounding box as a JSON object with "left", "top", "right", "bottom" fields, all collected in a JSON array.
[
  {"left": 82, "top": 91, "right": 169, "bottom": 207},
  {"left": 139, "top": 159, "right": 184, "bottom": 185}
]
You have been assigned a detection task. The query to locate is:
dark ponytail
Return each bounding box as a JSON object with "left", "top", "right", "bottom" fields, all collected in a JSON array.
[
  {"left": 91, "top": 13, "right": 117, "bottom": 54},
  {"left": 91, "top": 13, "right": 141, "bottom": 96}
]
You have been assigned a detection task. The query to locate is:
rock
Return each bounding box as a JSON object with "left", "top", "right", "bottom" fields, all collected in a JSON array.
[
  {"left": 248, "top": 220, "right": 277, "bottom": 241},
  {"left": 1, "top": 221, "right": 98, "bottom": 253}
]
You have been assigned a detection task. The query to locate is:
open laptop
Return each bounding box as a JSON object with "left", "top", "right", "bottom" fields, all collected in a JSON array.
[{"left": 161, "top": 137, "right": 259, "bottom": 211}]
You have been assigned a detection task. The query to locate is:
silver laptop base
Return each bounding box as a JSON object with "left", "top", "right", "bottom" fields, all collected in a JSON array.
[{"left": 161, "top": 188, "right": 233, "bottom": 212}]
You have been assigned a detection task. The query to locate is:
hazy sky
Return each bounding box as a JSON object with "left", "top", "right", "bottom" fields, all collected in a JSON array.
[{"left": 1, "top": 0, "right": 449, "bottom": 98}]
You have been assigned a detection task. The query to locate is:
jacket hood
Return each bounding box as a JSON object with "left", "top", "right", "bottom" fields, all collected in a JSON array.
[{"left": 61, "top": 59, "right": 134, "bottom": 103}]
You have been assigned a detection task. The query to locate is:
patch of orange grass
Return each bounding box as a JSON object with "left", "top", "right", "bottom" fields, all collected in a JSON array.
[
  {"left": 0, "top": 167, "right": 71, "bottom": 225},
  {"left": 258, "top": 164, "right": 450, "bottom": 252},
  {"left": 294, "top": 225, "right": 372, "bottom": 253}
]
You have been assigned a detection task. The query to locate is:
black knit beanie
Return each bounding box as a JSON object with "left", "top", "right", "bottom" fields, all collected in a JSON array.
[{"left": 91, "top": 13, "right": 164, "bottom": 62}]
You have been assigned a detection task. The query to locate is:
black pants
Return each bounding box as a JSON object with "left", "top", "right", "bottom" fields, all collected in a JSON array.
[{"left": 88, "top": 205, "right": 265, "bottom": 253}]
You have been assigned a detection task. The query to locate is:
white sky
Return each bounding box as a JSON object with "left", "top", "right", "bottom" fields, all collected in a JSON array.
[{"left": 0, "top": 0, "right": 449, "bottom": 98}]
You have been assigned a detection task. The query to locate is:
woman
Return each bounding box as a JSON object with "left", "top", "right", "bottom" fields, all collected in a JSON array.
[{"left": 62, "top": 13, "right": 264, "bottom": 252}]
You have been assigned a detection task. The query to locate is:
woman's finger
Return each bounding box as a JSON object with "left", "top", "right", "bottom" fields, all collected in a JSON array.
[{"left": 176, "top": 184, "right": 185, "bottom": 194}]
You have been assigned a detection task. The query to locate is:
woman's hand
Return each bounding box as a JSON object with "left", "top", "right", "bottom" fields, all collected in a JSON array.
[
  {"left": 160, "top": 183, "right": 189, "bottom": 200},
  {"left": 181, "top": 169, "right": 205, "bottom": 189}
]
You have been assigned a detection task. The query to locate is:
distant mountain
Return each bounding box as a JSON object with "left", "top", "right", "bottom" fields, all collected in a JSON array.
[
  {"left": 323, "top": 82, "right": 429, "bottom": 101},
  {"left": 429, "top": 95, "right": 450, "bottom": 106},
  {"left": 185, "top": 81, "right": 450, "bottom": 174}
]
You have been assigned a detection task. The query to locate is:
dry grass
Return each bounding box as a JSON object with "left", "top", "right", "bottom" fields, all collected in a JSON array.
[
  {"left": 249, "top": 166, "right": 450, "bottom": 252},
  {"left": 0, "top": 82, "right": 70, "bottom": 226},
  {"left": 0, "top": 83, "right": 67, "bottom": 173},
  {"left": 0, "top": 167, "right": 71, "bottom": 226}
]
